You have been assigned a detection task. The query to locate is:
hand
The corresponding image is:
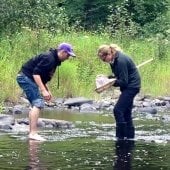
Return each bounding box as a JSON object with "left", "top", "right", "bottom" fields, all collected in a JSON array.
[
  {"left": 41, "top": 90, "right": 51, "bottom": 101},
  {"left": 112, "top": 78, "right": 116, "bottom": 85},
  {"left": 48, "top": 90, "right": 53, "bottom": 101}
]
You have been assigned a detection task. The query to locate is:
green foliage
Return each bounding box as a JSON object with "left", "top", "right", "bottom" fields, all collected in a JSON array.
[
  {"left": 141, "top": 15, "right": 170, "bottom": 37},
  {"left": 0, "top": 0, "right": 169, "bottom": 104},
  {"left": 0, "top": 30, "right": 170, "bottom": 103},
  {"left": 64, "top": 0, "right": 114, "bottom": 30},
  {"left": 50, "top": 61, "right": 79, "bottom": 98},
  {"left": 154, "top": 34, "right": 170, "bottom": 60},
  {"left": 0, "top": 102, "right": 4, "bottom": 114},
  {"left": 106, "top": 2, "right": 140, "bottom": 38},
  {"left": 0, "top": 0, "right": 70, "bottom": 35},
  {"left": 128, "top": 0, "right": 168, "bottom": 26},
  {"left": 0, "top": 0, "right": 169, "bottom": 37},
  {"left": 104, "top": 0, "right": 169, "bottom": 38}
]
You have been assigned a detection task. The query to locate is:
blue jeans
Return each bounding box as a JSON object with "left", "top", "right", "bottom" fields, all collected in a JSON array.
[{"left": 16, "top": 73, "right": 44, "bottom": 109}]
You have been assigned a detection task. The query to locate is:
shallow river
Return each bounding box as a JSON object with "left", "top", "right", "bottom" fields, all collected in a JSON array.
[{"left": 0, "top": 110, "right": 170, "bottom": 170}]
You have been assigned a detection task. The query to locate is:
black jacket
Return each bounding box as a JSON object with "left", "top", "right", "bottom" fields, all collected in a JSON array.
[
  {"left": 110, "top": 51, "right": 141, "bottom": 91},
  {"left": 20, "top": 48, "right": 61, "bottom": 84}
]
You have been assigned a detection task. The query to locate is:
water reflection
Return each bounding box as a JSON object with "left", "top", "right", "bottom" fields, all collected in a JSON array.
[
  {"left": 113, "top": 140, "right": 135, "bottom": 170},
  {"left": 25, "top": 140, "right": 45, "bottom": 170}
]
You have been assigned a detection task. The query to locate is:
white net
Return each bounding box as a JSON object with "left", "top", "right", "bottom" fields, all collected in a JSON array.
[{"left": 95, "top": 75, "right": 115, "bottom": 93}]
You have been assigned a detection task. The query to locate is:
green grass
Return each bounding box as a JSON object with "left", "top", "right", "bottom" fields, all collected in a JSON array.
[{"left": 0, "top": 30, "right": 170, "bottom": 102}]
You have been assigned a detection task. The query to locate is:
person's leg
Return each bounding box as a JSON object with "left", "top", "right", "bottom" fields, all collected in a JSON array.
[
  {"left": 113, "top": 88, "right": 139, "bottom": 140},
  {"left": 115, "top": 122, "right": 127, "bottom": 140},
  {"left": 17, "top": 74, "right": 45, "bottom": 141},
  {"left": 124, "top": 106, "right": 135, "bottom": 139},
  {"left": 114, "top": 91, "right": 128, "bottom": 140},
  {"left": 28, "top": 105, "right": 45, "bottom": 141},
  {"left": 29, "top": 106, "right": 40, "bottom": 135},
  {"left": 123, "top": 89, "right": 139, "bottom": 139}
]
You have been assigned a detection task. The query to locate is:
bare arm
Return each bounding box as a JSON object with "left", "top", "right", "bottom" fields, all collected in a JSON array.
[
  {"left": 33, "top": 75, "right": 51, "bottom": 101},
  {"left": 45, "top": 84, "right": 53, "bottom": 99}
]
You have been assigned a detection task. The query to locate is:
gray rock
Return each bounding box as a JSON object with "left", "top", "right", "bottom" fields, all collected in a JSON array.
[
  {"left": 100, "top": 101, "right": 112, "bottom": 108},
  {"left": 106, "top": 105, "right": 114, "bottom": 111},
  {"left": 54, "top": 98, "right": 64, "bottom": 105},
  {"left": 70, "top": 106, "right": 80, "bottom": 111},
  {"left": 91, "top": 102, "right": 101, "bottom": 110},
  {"left": 0, "top": 124, "right": 12, "bottom": 130},
  {"left": 138, "top": 107, "right": 157, "bottom": 114},
  {"left": 134, "top": 101, "right": 143, "bottom": 107},
  {"left": 39, "top": 118, "right": 74, "bottom": 129},
  {"left": 158, "top": 96, "right": 170, "bottom": 101},
  {"left": 0, "top": 114, "right": 15, "bottom": 126},
  {"left": 37, "top": 121, "right": 46, "bottom": 127},
  {"left": 161, "top": 115, "right": 170, "bottom": 122},
  {"left": 80, "top": 103, "right": 97, "bottom": 112},
  {"left": 143, "top": 101, "right": 152, "bottom": 107},
  {"left": 64, "top": 97, "right": 93, "bottom": 106},
  {"left": 45, "top": 102, "right": 56, "bottom": 107},
  {"left": 152, "top": 99, "right": 167, "bottom": 106},
  {"left": 17, "top": 118, "right": 29, "bottom": 125},
  {"left": 13, "top": 105, "right": 29, "bottom": 114}
]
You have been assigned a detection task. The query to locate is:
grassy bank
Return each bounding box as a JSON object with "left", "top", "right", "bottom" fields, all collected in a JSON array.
[{"left": 0, "top": 30, "right": 169, "bottom": 103}]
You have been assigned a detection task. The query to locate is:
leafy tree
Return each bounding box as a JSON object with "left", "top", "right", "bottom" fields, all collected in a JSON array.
[{"left": 0, "top": 0, "right": 169, "bottom": 37}]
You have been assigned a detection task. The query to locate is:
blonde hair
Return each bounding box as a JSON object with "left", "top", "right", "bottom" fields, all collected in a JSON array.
[
  {"left": 97, "top": 44, "right": 122, "bottom": 57},
  {"left": 110, "top": 44, "right": 122, "bottom": 52}
]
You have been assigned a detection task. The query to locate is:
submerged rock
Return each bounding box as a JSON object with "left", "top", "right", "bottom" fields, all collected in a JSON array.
[
  {"left": 0, "top": 116, "right": 74, "bottom": 132},
  {"left": 137, "top": 107, "right": 157, "bottom": 114},
  {"left": 0, "top": 114, "right": 15, "bottom": 126}
]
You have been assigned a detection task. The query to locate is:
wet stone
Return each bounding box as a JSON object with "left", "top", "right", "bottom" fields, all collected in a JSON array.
[
  {"left": 0, "top": 124, "right": 12, "bottom": 130},
  {"left": 158, "top": 96, "right": 170, "bottom": 101},
  {"left": 64, "top": 97, "right": 93, "bottom": 106},
  {"left": 0, "top": 116, "right": 74, "bottom": 132},
  {"left": 17, "top": 118, "right": 29, "bottom": 125},
  {"left": 0, "top": 114, "right": 15, "bottom": 126},
  {"left": 80, "top": 103, "right": 97, "bottom": 113},
  {"left": 137, "top": 107, "right": 157, "bottom": 114}
]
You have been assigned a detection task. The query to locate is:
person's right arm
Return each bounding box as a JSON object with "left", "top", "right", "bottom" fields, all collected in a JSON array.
[{"left": 33, "top": 75, "right": 51, "bottom": 101}]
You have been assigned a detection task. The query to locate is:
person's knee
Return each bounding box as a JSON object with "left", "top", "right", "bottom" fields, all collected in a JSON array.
[
  {"left": 32, "top": 99, "right": 45, "bottom": 109},
  {"left": 113, "top": 106, "right": 123, "bottom": 122}
]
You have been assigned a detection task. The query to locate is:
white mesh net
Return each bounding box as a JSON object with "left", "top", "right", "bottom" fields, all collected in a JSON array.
[{"left": 95, "top": 75, "right": 115, "bottom": 93}]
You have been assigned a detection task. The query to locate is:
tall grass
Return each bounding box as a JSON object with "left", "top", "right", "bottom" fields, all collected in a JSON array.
[{"left": 0, "top": 30, "right": 169, "bottom": 103}]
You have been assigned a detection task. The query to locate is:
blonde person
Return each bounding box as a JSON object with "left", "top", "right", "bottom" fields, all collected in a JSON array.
[
  {"left": 97, "top": 44, "right": 141, "bottom": 140},
  {"left": 16, "top": 43, "right": 76, "bottom": 141}
]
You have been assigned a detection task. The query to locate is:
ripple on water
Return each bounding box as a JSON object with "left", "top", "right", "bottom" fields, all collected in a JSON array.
[{"left": 3, "top": 115, "right": 170, "bottom": 144}]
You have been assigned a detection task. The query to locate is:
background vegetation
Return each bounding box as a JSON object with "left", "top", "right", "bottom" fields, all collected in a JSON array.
[{"left": 0, "top": 0, "right": 170, "bottom": 103}]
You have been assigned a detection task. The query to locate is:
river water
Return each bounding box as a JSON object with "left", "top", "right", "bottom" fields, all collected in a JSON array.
[{"left": 0, "top": 110, "right": 170, "bottom": 170}]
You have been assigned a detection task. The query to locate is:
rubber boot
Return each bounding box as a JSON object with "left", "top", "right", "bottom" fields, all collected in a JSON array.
[
  {"left": 116, "top": 122, "right": 127, "bottom": 140},
  {"left": 126, "top": 121, "right": 135, "bottom": 139}
]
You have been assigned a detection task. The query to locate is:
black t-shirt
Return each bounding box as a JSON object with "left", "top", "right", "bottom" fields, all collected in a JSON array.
[{"left": 20, "top": 48, "right": 61, "bottom": 84}]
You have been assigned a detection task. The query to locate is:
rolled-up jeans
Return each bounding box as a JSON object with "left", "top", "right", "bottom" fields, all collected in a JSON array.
[
  {"left": 16, "top": 73, "right": 44, "bottom": 109},
  {"left": 113, "top": 88, "right": 140, "bottom": 124}
]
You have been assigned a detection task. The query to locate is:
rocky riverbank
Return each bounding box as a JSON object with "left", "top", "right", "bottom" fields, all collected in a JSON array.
[
  {"left": 0, "top": 89, "right": 170, "bottom": 132},
  {"left": 4, "top": 91, "right": 170, "bottom": 115}
]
